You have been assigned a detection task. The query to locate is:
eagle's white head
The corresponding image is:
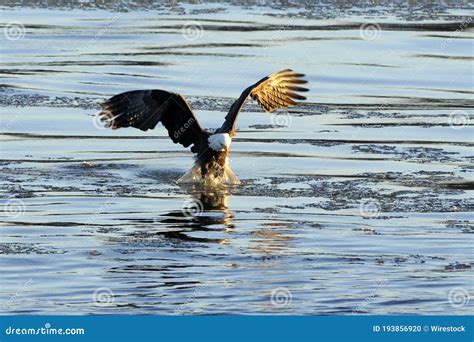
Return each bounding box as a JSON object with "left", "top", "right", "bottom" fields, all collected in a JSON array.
[{"left": 208, "top": 133, "right": 231, "bottom": 152}]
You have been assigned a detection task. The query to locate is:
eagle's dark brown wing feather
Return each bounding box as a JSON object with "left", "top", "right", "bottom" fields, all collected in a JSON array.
[
  {"left": 98, "top": 89, "right": 208, "bottom": 152},
  {"left": 218, "top": 69, "right": 308, "bottom": 136}
]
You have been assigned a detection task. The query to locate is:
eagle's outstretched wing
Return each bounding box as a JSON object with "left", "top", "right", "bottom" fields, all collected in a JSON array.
[
  {"left": 217, "top": 69, "right": 308, "bottom": 136},
  {"left": 97, "top": 89, "right": 209, "bottom": 153}
]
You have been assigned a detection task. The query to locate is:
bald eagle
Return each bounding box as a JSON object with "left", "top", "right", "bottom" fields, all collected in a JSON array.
[{"left": 97, "top": 69, "right": 308, "bottom": 186}]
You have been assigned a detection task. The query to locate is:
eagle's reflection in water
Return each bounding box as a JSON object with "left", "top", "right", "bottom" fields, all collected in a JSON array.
[
  {"left": 158, "top": 185, "right": 235, "bottom": 244},
  {"left": 119, "top": 185, "right": 235, "bottom": 245},
  {"left": 181, "top": 185, "right": 234, "bottom": 230}
]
